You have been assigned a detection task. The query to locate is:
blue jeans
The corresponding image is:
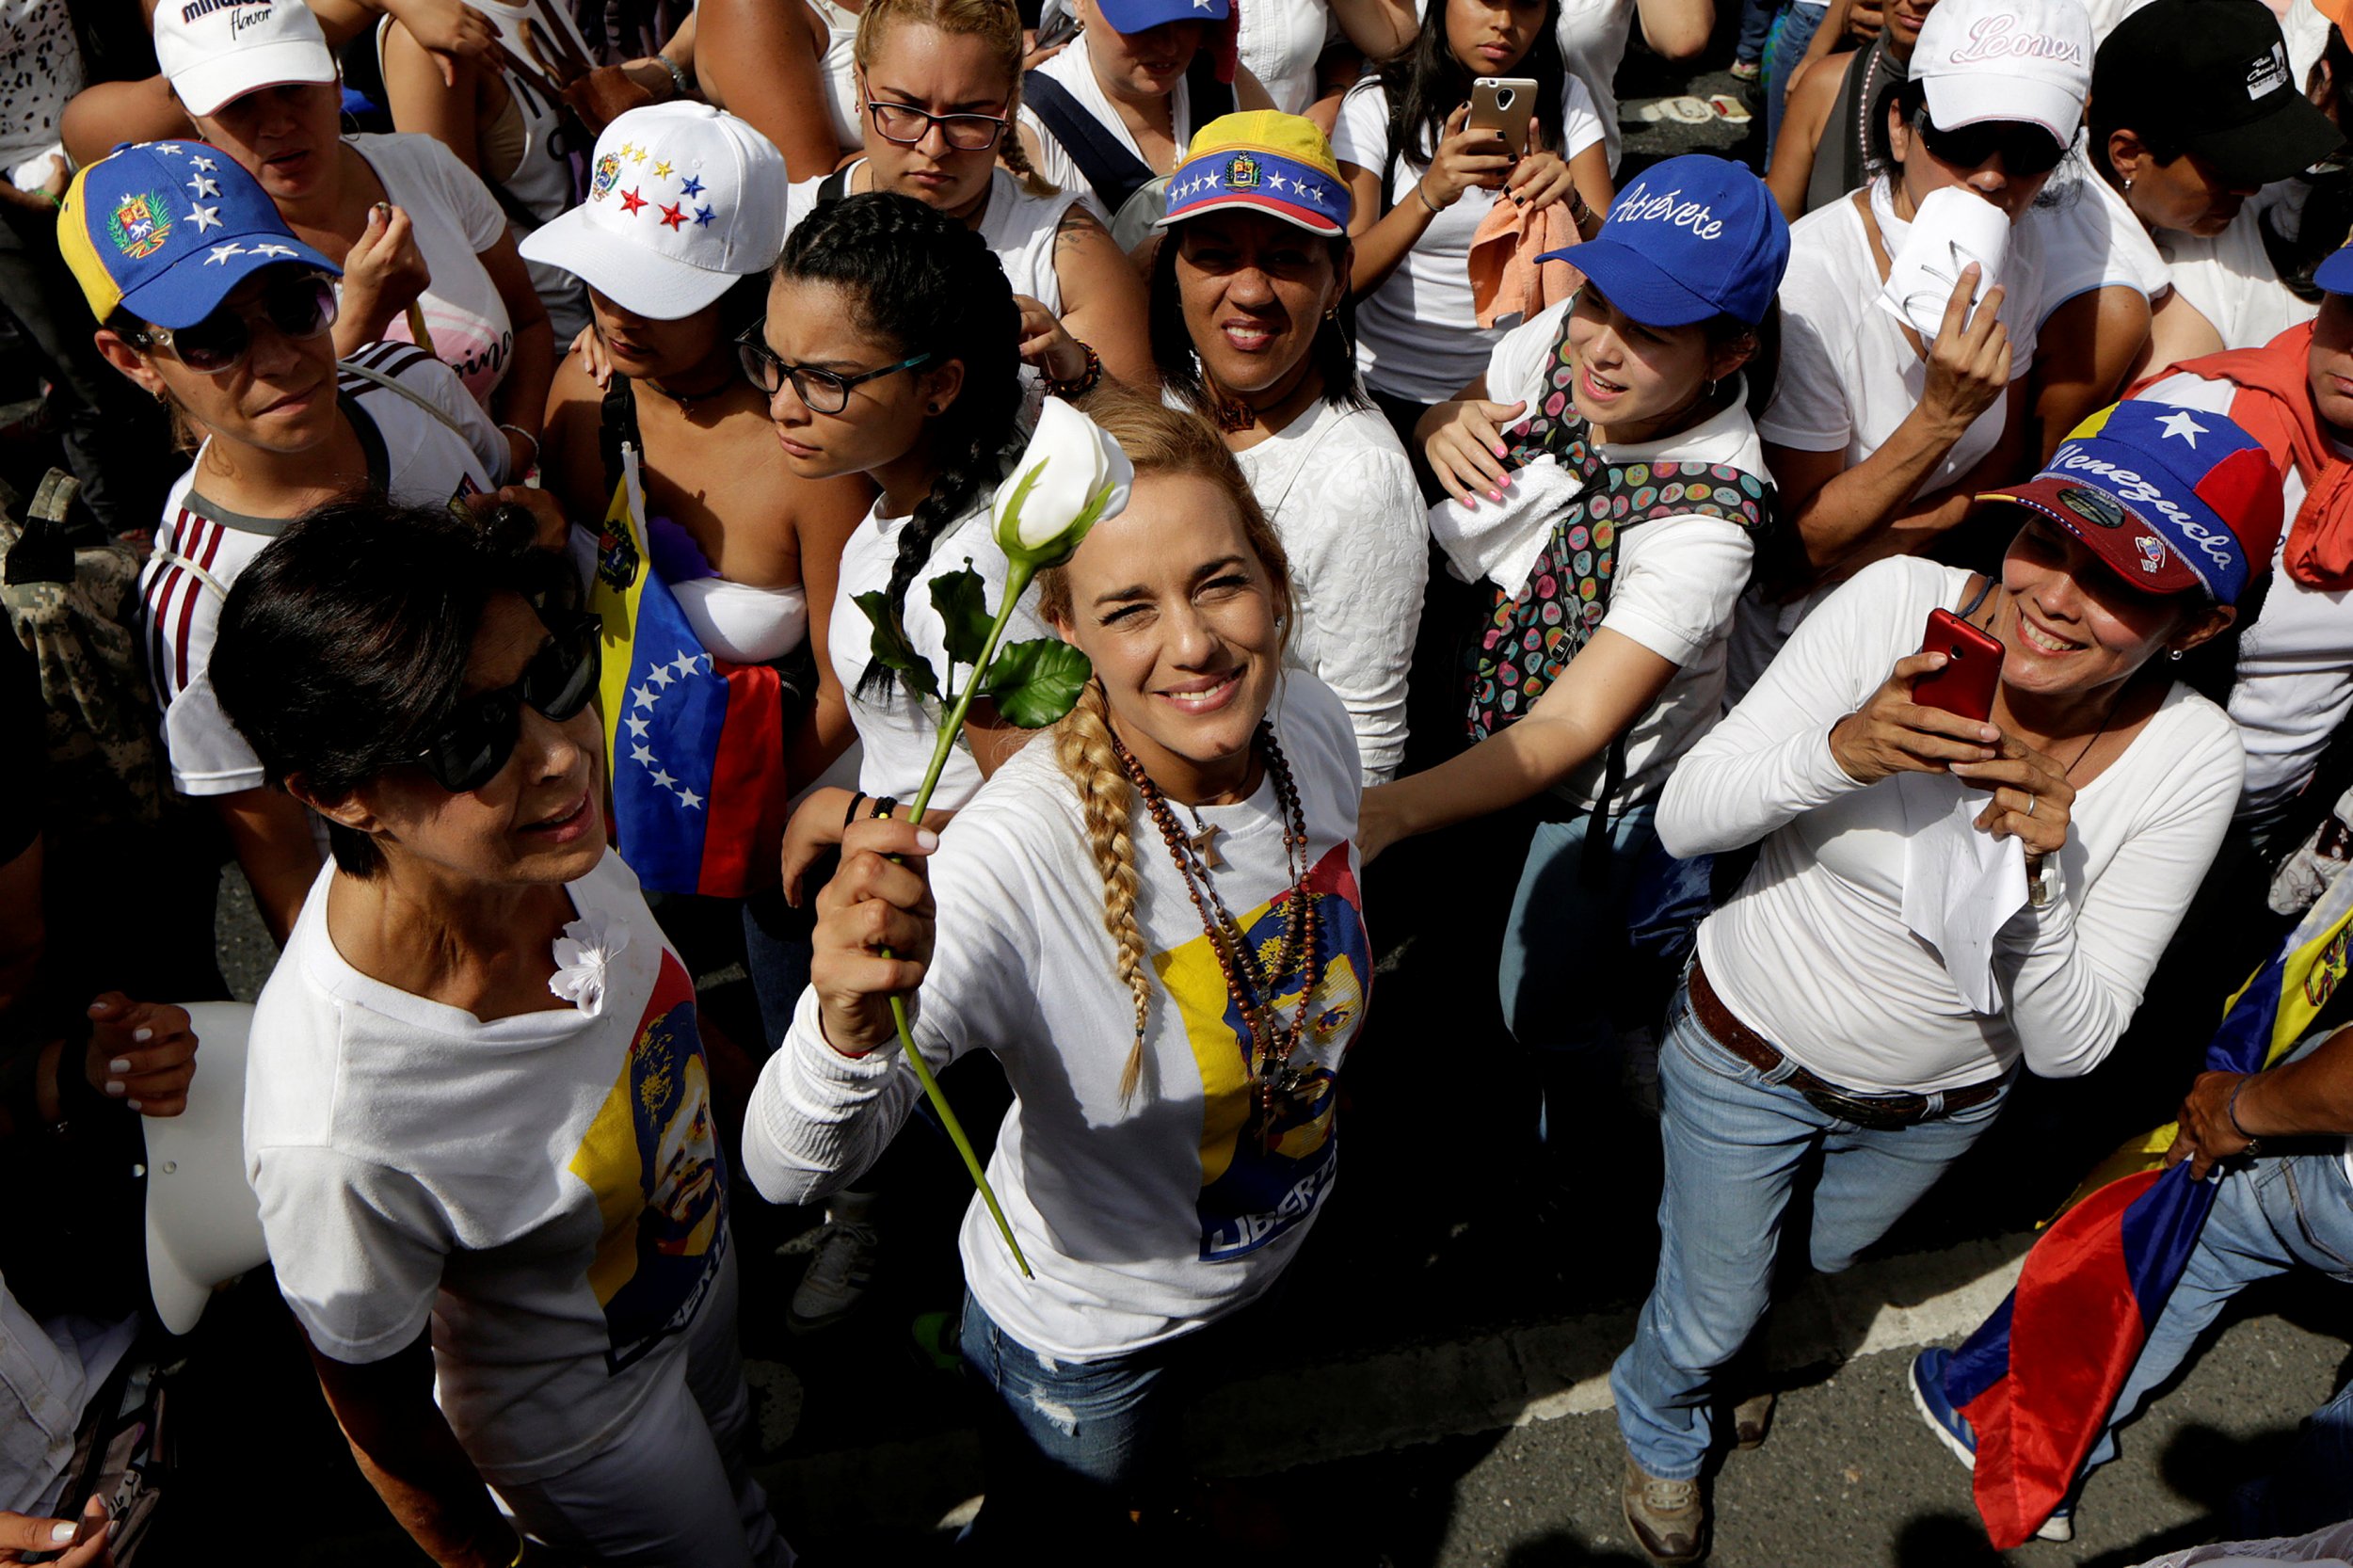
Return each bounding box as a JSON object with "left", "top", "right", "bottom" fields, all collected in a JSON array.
[
  {"left": 955, "top": 1292, "right": 1256, "bottom": 1557},
  {"left": 1612, "top": 976, "right": 2013, "bottom": 1479},
  {"left": 1498, "top": 804, "right": 1662, "bottom": 1059},
  {"left": 2081, "top": 1044, "right": 2353, "bottom": 1506},
  {"left": 1736, "top": 0, "right": 1782, "bottom": 64},
  {"left": 1764, "top": 3, "right": 1830, "bottom": 165}
]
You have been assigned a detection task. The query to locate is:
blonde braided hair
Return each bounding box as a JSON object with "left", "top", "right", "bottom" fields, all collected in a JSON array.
[
  {"left": 1053, "top": 679, "right": 1155, "bottom": 1099},
  {"left": 1037, "top": 392, "right": 1297, "bottom": 1102},
  {"left": 853, "top": 0, "right": 1061, "bottom": 200}
]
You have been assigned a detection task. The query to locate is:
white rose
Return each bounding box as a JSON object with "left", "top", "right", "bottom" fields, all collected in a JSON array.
[{"left": 991, "top": 395, "right": 1133, "bottom": 569}]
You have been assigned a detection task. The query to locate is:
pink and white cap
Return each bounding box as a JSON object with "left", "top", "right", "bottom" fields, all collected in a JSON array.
[
  {"left": 519, "top": 104, "right": 788, "bottom": 321},
  {"left": 155, "top": 0, "right": 336, "bottom": 120},
  {"left": 1909, "top": 0, "right": 2094, "bottom": 150}
]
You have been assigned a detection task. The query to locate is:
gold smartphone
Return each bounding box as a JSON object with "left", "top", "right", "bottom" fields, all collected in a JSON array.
[{"left": 1468, "top": 76, "right": 1540, "bottom": 157}]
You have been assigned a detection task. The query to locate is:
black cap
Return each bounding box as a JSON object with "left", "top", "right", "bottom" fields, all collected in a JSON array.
[{"left": 2091, "top": 0, "right": 2344, "bottom": 188}]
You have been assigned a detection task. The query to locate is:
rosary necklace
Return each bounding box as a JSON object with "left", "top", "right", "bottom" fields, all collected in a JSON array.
[{"left": 1110, "top": 721, "right": 1321, "bottom": 1144}]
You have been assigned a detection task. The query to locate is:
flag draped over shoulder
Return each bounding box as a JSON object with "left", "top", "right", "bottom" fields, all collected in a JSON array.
[
  {"left": 1945, "top": 870, "right": 2353, "bottom": 1547},
  {"left": 587, "top": 442, "right": 788, "bottom": 897}
]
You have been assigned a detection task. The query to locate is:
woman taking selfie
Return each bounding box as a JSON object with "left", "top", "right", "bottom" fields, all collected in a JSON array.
[
  {"left": 1368, "top": 155, "right": 1785, "bottom": 1104},
  {"left": 1151, "top": 111, "right": 1425, "bottom": 782},
  {"left": 68, "top": 142, "right": 510, "bottom": 947},
  {"left": 215, "top": 501, "right": 785, "bottom": 1567},
  {"left": 744, "top": 396, "right": 1369, "bottom": 1556},
  {"left": 1609, "top": 399, "right": 2277, "bottom": 1563},
  {"left": 152, "top": 0, "right": 554, "bottom": 458},
  {"left": 790, "top": 0, "right": 1155, "bottom": 393},
  {"left": 1333, "top": 0, "right": 1613, "bottom": 440},
  {"left": 528, "top": 103, "right": 873, "bottom": 1036}
]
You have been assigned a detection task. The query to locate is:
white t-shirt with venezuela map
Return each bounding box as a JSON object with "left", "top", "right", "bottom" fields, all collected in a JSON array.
[
  {"left": 744, "top": 674, "right": 1369, "bottom": 1363},
  {"left": 245, "top": 852, "right": 729, "bottom": 1485}
]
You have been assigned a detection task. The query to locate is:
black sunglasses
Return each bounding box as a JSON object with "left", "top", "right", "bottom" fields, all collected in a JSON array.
[
  {"left": 1916, "top": 117, "right": 2068, "bottom": 179},
  {"left": 136, "top": 273, "right": 338, "bottom": 375},
  {"left": 413, "top": 612, "right": 602, "bottom": 793}
]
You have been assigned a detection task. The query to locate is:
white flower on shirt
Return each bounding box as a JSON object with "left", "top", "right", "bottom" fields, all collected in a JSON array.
[{"left": 549, "top": 912, "right": 632, "bottom": 1016}]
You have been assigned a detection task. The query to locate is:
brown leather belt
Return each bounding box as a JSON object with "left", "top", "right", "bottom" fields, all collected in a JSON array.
[{"left": 1686, "top": 960, "right": 2008, "bottom": 1129}]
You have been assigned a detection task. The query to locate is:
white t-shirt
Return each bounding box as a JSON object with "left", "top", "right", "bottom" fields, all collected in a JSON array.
[
  {"left": 1239, "top": 0, "right": 1335, "bottom": 116},
  {"left": 808, "top": 0, "right": 863, "bottom": 152},
  {"left": 247, "top": 854, "right": 733, "bottom": 1485},
  {"left": 1226, "top": 396, "right": 1426, "bottom": 783},
  {"left": 829, "top": 487, "right": 1051, "bottom": 805},
  {"left": 139, "top": 344, "right": 501, "bottom": 796},
  {"left": 0, "top": 0, "right": 80, "bottom": 184},
  {"left": 2159, "top": 186, "right": 2320, "bottom": 355},
  {"left": 1332, "top": 77, "right": 1607, "bottom": 406},
  {"left": 744, "top": 673, "right": 1368, "bottom": 1362},
  {"left": 1469, "top": 298, "right": 1762, "bottom": 808},
  {"left": 1762, "top": 183, "right": 2043, "bottom": 486},
  {"left": 1553, "top": 0, "right": 1638, "bottom": 173},
  {"left": 1670, "top": 557, "right": 2242, "bottom": 1094},
  {"left": 2136, "top": 368, "right": 2353, "bottom": 814},
  {"left": 1018, "top": 32, "right": 1209, "bottom": 215},
  {"left": 353, "top": 132, "right": 520, "bottom": 408},
  {"left": 2030, "top": 156, "right": 2172, "bottom": 319}
]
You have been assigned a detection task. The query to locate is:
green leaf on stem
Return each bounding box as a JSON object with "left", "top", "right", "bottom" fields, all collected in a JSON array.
[
  {"left": 929, "top": 563, "right": 993, "bottom": 671},
  {"left": 852, "top": 588, "right": 939, "bottom": 699},
  {"left": 983, "top": 638, "right": 1093, "bottom": 728}
]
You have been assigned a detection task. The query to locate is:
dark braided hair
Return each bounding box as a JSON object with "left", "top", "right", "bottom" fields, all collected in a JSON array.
[
  {"left": 775, "top": 192, "right": 1023, "bottom": 696},
  {"left": 1377, "top": 0, "right": 1568, "bottom": 178}
]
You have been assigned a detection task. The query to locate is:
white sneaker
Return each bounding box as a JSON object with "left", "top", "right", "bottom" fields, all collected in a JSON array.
[{"left": 783, "top": 1220, "right": 880, "bottom": 1333}]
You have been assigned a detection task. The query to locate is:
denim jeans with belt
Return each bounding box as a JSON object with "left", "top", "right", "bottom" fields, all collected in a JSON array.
[
  {"left": 1611, "top": 975, "right": 2013, "bottom": 1480},
  {"left": 2080, "top": 1037, "right": 2353, "bottom": 1506}
]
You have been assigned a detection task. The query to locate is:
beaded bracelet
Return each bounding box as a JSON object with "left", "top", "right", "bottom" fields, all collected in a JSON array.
[
  {"left": 871, "top": 795, "right": 902, "bottom": 822},
  {"left": 655, "top": 52, "right": 692, "bottom": 100},
  {"left": 1043, "top": 340, "right": 1101, "bottom": 400}
]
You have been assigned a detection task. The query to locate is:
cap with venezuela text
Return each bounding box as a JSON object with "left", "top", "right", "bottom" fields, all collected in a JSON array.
[
  {"left": 59, "top": 139, "right": 339, "bottom": 329},
  {"left": 1978, "top": 399, "right": 2283, "bottom": 605}
]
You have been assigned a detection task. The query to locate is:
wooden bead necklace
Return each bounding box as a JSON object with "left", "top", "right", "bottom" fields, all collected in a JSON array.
[{"left": 1109, "top": 719, "right": 1321, "bottom": 1147}]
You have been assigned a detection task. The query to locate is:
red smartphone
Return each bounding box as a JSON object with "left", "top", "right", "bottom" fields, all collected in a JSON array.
[{"left": 1912, "top": 607, "right": 2003, "bottom": 722}]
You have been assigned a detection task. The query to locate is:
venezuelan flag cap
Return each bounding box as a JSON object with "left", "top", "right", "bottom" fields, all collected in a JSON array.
[
  {"left": 1160, "top": 111, "right": 1348, "bottom": 237},
  {"left": 59, "top": 140, "right": 339, "bottom": 331},
  {"left": 1978, "top": 398, "right": 2284, "bottom": 606}
]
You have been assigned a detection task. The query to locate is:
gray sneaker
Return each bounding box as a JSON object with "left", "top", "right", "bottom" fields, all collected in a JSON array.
[
  {"left": 1622, "top": 1458, "right": 1708, "bottom": 1563},
  {"left": 783, "top": 1220, "right": 879, "bottom": 1333}
]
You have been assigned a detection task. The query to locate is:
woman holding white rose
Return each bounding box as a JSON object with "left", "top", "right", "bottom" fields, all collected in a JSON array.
[{"left": 744, "top": 394, "right": 1369, "bottom": 1557}]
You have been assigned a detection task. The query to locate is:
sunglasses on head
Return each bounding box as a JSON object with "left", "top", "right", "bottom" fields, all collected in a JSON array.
[
  {"left": 413, "top": 611, "right": 602, "bottom": 794},
  {"left": 1915, "top": 117, "right": 2068, "bottom": 178},
  {"left": 135, "top": 273, "right": 339, "bottom": 375}
]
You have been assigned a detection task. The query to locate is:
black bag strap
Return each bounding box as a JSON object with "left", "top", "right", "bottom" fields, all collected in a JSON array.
[
  {"left": 816, "top": 165, "right": 856, "bottom": 207},
  {"left": 1022, "top": 68, "right": 1157, "bottom": 215},
  {"left": 599, "top": 372, "right": 640, "bottom": 504}
]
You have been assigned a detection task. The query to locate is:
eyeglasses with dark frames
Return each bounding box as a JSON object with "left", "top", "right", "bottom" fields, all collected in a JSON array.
[
  {"left": 736, "top": 327, "right": 935, "bottom": 413},
  {"left": 863, "top": 99, "right": 1010, "bottom": 152}
]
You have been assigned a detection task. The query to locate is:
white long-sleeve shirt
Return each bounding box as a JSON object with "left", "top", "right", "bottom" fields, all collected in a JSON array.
[
  {"left": 743, "top": 675, "right": 1369, "bottom": 1362},
  {"left": 1664, "top": 557, "right": 2242, "bottom": 1095},
  {"left": 1229, "top": 397, "right": 1426, "bottom": 783}
]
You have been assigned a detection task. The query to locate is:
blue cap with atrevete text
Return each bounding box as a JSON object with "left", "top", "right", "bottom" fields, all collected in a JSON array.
[{"left": 1536, "top": 153, "right": 1789, "bottom": 328}]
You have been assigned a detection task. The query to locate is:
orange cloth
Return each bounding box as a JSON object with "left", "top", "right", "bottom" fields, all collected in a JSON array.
[
  {"left": 2135, "top": 321, "right": 2353, "bottom": 591},
  {"left": 1469, "top": 197, "right": 1580, "bottom": 330}
]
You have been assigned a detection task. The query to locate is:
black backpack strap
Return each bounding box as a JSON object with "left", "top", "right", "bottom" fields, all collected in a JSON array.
[
  {"left": 816, "top": 165, "right": 855, "bottom": 206},
  {"left": 1023, "top": 67, "right": 1158, "bottom": 215},
  {"left": 1186, "top": 49, "right": 1236, "bottom": 128}
]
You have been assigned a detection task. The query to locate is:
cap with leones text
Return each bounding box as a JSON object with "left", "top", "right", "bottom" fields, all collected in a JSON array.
[
  {"left": 519, "top": 104, "right": 788, "bottom": 321},
  {"left": 1977, "top": 399, "right": 2283, "bottom": 606},
  {"left": 1535, "top": 153, "right": 1789, "bottom": 328},
  {"left": 59, "top": 140, "right": 340, "bottom": 329},
  {"left": 1908, "top": 0, "right": 2093, "bottom": 151},
  {"left": 2091, "top": 0, "right": 2344, "bottom": 189},
  {"left": 1159, "top": 111, "right": 1349, "bottom": 236},
  {"left": 154, "top": 0, "right": 337, "bottom": 120}
]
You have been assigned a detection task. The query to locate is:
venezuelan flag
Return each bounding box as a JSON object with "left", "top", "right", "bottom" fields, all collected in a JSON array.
[
  {"left": 587, "top": 441, "right": 788, "bottom": 897},
  {"left": 1943, "top": 868, "right": 2353, "bottom": 1547}
]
